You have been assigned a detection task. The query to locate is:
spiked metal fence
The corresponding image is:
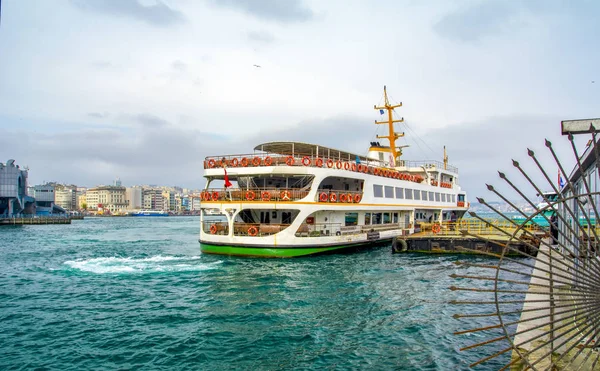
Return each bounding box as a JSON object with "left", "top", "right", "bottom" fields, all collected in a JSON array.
[{"left": 452, "top": 128, "right": 600, "bottom": 369}]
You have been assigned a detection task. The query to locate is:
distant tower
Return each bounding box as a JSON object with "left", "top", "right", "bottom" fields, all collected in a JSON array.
[{"left": 114, "top": 177, "right": 122, "bottom": 187}]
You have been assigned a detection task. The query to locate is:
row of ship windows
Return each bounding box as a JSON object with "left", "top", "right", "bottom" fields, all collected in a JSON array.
[{"left": 373, "top": 185, "right": 456, "bottom": 203}]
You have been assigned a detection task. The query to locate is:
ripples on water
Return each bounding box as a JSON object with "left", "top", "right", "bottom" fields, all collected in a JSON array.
[{"left": 0, "top": 217, "right": 528, "bottom": 370}]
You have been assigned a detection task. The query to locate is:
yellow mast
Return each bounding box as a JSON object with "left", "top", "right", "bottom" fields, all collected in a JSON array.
[{"left": 374, "top": 86, "right": 404, "bottom": 164}]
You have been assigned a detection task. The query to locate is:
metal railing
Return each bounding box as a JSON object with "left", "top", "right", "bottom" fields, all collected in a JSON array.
[
  {"left": 416, "top": 219, "right": 547, "bottom": 237},
  {"left": 201, "top": 188, "right": 310, "bottom": 202},
  {"left": 314, "top": 190, "right": 363, "bottom": 203},
  {"left": 203, "top": 154, "right": 432, "bottom": 186}
]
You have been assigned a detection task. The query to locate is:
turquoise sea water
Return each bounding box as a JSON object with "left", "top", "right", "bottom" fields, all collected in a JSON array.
[{"left": 0, "top": 217, "right": 527, "bottom": 370}]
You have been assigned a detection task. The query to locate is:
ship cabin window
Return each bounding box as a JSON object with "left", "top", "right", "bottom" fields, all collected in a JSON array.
[
  {"left": 428, "top": 192, "right": 434, "bottom": 201},
  {"left": 393, "top": 212, "right": 398, "bottom": 223},
  {"left": 452, "top": 195, "right": 456, "bottom": 203},
  {"left": 345, "top": 212, "right": 358, "bottom": 226},
  {"left": 372, "top": 213, "right": 382, "bottom": 224},
  {"left": 395, "top": 187, "right": 404, "bottom": 199},
  {"left": 365, "top": 212, "right": 371, "bottom": 225},
  {"left": 383, "top": 213, "right": 391, "bottom": 223},
  {"left": 441, "top": 194, "right": 446, "bottom": 202},
  {"left": 421, "top": 191, "right": 427, "bottom": 201},
  {"left": 414, "top": 190, "right": 421, "bottom": 200},
  {"left": 435, "top": 193, "right": 440, "bottom": 202},
  {"left": 384, "top": 186, "right": 394, "bottom": 198},
  {"left": 458, "top": 194, "right": 465, "bottom": 202},
  {"left": 405, "top": 189, "right": 413, "bottom": 200},
  {"left": 318, "top": 176, "right": 364, "bottom": 193},
  {"left": 373, "top": 184, "right": 383, "bottom": 198}
]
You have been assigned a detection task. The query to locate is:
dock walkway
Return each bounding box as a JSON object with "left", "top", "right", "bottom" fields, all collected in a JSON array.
[{"left": 0, "top": 217, "right": 72, "bottom": 225}]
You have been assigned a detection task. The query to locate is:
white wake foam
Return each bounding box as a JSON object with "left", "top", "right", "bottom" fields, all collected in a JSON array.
[{"left": 64, "top": 255, "right": 221, "bottom": 274}]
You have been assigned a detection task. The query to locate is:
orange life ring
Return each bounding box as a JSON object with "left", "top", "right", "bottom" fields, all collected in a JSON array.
[
  {"left": 354, "top": 194, "right": 362, "bottom": 203},
  {"left": 280, "top": 190, "right": 291, "bottom": 201},
  {"left": 344, "top": 162, "right": 350, "bottom": 170},
  {"left": 374, "top": 168, "right": 380, "bottom": 176},
  {"left": 346, "top": 193, "right": 353, "bottom": 203},
  {"left": 241, "top": 157, "right": 249, "bottom": 167},
  {"left": 383, "top": 169, "right": 389, "bottom": 177},
  {"left": 315, "top": 158, "right": 323, "bottom": 167},
  {"left": 340, "top": 193, "right": 347, "bottom": 202},
  {"left": 248, "top": 226, "right": 258, "bottom": 236},
  {"left": 286, "top": 156, "right": 295, "bottom": 166},
  {"left": 326, "top": 159, "right": 334, "bottom": 168},
  {"left": 363, "top": 166, "right": 369, "bottom": 173},
  {"left": 302, "top": 156, "right": 311, "bottom": 166},
  {"left": 200, "top": 191, "right": 207, "bottom": 201},
  {"left": 336, "top": 160, "right": 342, "bottom": 169},
  {"left": 261, "top": 191, "right": 271, "bottom": 201},
  {"left": 264, "top": 156, "right": 273, "bottom": 166},
  {"left": 432, "top": 224, "right": 441, "bottom": 234},
  {"left": 319, "top": 192, "right": 328, "bottom": 202},
  {"left": 230, "top": 158, "right": 239, "bottom": 167},
  {"left": 211, "top": 191, "right": 219, "bottom": 201},
  {"left": 208, "top": 159, "right": 216, "bottom": 168},
  {"left": 329, "top": 193, "right": 337, "bottom": 202},
  {"left": 357, "top": 164, "right": 362, "bottom": 172},
  {"left": 246, "top": 190, "right": 255, "bottom": 201},
  {"left": 210, "top": 224, "right": 218, "bottom": 234},
  {"left": 351, "top": 163, "right": 357, "bottom": 172},
  {"left": 252, "top": 157, "right": 261, "bottom": 166}
]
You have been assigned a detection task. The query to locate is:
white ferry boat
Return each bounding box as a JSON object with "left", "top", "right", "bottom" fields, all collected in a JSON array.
[
  {"left": 199, "top": 87, "right": 469, "bottom": 257},
  {"left": 130, "top": 210, "right": 169, "bottom": 217}
]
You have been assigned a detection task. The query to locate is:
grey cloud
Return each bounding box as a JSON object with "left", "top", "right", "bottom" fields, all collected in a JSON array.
[
  {"left": 134, "top": 114, "right": 170, "bottom": 128},
  {"left": 209, "top": 0, "right": 313, "bottom": 22},
  {"left": 434, "top": 0, "right": 518, "bottom": 42},
  {"left": 248, "top": 30, "right": 275, "bottom": 44},
  {"left": 71, "top": 0, "right": 185, "bottom": 27},
  {"left": 87, "top": 112, "right": 109, "bottom": 119},
  {"left": 171, "top": 60, "right": 187, "bottom": 72}
]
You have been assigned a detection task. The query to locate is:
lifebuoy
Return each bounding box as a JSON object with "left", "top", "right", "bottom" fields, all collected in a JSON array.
[
  {"left": 264, "top": 156, "right": 273, "bottom": 166},
  {"left": 374, "top": 168, "right": 380, "bottom": 176},
  {"left": 302, "top": 156, "right": 311, "bottom": 166},
  {"left": 261, "top": 191, "right": 271, "bottom": 201},
  {"left": 246, "top": 190, "right": 255, "bottom": 201},
  {"left": 210, "top": 224, "right": 218, "bottom": 234},
  {"left": 336, "top": 160, "right": 342, "bottom": 169},
  {"left": 208, "top": 159, "right": 216, "bottom": 168},
  {"left": 346, "top": 193, "right": 353, "bottom": 203},
  {"left": 315, "top": 158, "right": 323, "bottom": 167},
  {"left": 357, "top": 164, "right": 363, "bottom": 172},
  {"left": 383, "top": 169, "right": 389, "bottom": 177},
  {"left": 326, "top": 159, "right": 334, "bottom": 168},
  {"left": 286, "top": 156, "right": 294, "bottom": 166},
  {"left": 248, "top": 226, "right": 258, "bottom": 236},
  {"left": 329, "top": 193, "right": 337, "bottom": 202},
  {"left": 319, "top": 192, "right": 328, "bottom": 202},
  {"left": 201, "top": 191, "right": 207, "bottom": 201},
  {"left": 241, "top": 157, "right": 249, "bottom": 167},
  {"left": 280, "top": 190, "right": 291, "bottom": 201},
  {"left": 432, "top": 224, "right": 441, "bottom": 234},
  {"left": 363, "top": 166, "right": 369, "bottom": 173},
  {"left": 344, "top": 162, "right": 350, "bottom": 170},
  {"left": 354, "top": 194, "right": 361, "bottom": 203},
  {"left": 340, "top": 193, "right": 347, "bottom": 202},
  {"left": 211, "top": 191, "right": 219, "bottom": 201},
  {"left": 252, "top": 157, "right": 261, "bottom": 166},
  {"left": 351, "top": 163, "right": 357, "bottom": 172},
  {"left": 230, "top": 158, "right": 239, "bottom": 167}
]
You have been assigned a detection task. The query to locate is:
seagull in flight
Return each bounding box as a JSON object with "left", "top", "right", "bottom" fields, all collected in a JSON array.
[{"left": 253, "top": 64, "right": 261, "bottom": 68}]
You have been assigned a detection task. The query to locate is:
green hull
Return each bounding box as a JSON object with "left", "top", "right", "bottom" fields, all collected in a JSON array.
[{"left": 199, "top": 241, "right": 387, "bottom": 258}]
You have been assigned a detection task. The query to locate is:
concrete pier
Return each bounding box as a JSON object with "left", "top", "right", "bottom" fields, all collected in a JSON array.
[{"left": 0, "top": 217, "right": 72, "bottom": 225}]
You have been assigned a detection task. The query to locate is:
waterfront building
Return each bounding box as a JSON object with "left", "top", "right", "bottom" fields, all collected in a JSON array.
[
  {"left": 190, "top": 195, "right": 201, "bottom": 211},
  {"left": 125, "top": 186, "right": 143, "bottom": 209},
  {"left": 0, "top": 159, "right": 35, "bottom": 216},
  {"left": 54, "top": 184, "right": 78, "bottom": 211},
  {"left": 33, "top": 183, "right": 67, "bottom": 215},
  {"left": 142, "top": 188, "right": 164, "bottom": 211},
  {"left": 86, "top": 185, "right": 128, "bottom": 214},
  {"left": 162, "top": 190, "right": 176, "bottom": 212}
]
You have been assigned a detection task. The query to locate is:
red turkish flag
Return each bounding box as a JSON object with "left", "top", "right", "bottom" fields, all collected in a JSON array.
[{"left": 224, "top": 169, "right": 232, "bottom": 188}]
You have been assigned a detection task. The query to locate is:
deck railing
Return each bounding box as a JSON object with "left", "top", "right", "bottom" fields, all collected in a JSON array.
[
  {"left": 201, "top": 188, "right": 311, "bottom": 202},
  {"left": 203, "top": 154, "right": 430, "bottom": 185}
]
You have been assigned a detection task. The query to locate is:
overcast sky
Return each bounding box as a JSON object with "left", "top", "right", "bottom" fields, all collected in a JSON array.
[{"left": 0, "top": 0, "right": 598, "bottom": 201}]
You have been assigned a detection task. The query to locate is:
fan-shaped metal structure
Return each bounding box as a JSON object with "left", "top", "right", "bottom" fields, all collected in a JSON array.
[{"left": 452, "top": 128, "right": 600, "bottom": 370}]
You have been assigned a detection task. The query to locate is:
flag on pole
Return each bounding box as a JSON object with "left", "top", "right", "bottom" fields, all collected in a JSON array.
[
  {"left": 224, "top": 169, "right": 232, "bottom": 188},
  {"left": 558, "top": 169, "right": 565, "bottom": 189}
]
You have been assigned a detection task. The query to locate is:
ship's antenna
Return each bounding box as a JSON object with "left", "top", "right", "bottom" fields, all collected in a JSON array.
[
  {"left": 374, "top": 85, "right": 404, "bottom": 164},
  {"left": 443, "top": 146, "right": 448, "bottom": 170}
]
